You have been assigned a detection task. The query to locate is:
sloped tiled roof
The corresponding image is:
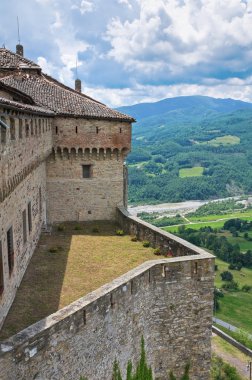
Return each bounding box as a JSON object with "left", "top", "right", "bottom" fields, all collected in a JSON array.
[
  {"left": 0, "top": 73, "right": 135, "bottom": 122},
  {"left": 0, "top": 48, "right": 135, "bottom": 122},
  {"left": 0, "top": 96, "right": 54, "bottom": 115},
  {"left": 0, "top": 48, "right": 40, "bottom": 70}
]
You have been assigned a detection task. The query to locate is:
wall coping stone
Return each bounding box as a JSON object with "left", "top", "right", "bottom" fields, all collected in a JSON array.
[
  {"left": 117, "top": 206, "right": 214, "bottom": 257},
  {"left": 0, "top": 253, "right": 213, "bottom": 355}
]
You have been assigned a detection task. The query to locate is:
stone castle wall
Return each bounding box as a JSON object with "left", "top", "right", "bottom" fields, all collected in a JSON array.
[
  {"left": 0, "top": 162, "right": 47, "bottom": 328},
  {"left": 46, "top": 117, "right": 131, "bottom": 222},
  {"left": 0, "top": 105, "right": 53, "bottom": 327},
  {"left": 0, "top": 253, "right": 214, "bottom": 380}
]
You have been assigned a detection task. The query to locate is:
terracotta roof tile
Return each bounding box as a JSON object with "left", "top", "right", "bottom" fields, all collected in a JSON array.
[
  {"left": 0, "top": 74, "right": 135, "bottom": 122},
  {"left": 0, "top": 48, "right": 40, "bottom": 70},
  {"left": 0, "top": 96, "right": 54, "bottom": 115}
]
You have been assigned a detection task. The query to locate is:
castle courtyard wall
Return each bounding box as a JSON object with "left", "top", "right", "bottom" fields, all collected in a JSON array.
[
  {"left": 0, "top": 254, "right": 214, "bottom": 380},
  {"left": 0, "top": 162, "right": 47, "bottom": 328},
  {"left": 0, "top": 105, "right": 53, "bottom": 328}
]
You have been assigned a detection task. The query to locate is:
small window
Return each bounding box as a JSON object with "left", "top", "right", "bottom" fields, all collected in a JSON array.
[
  {"left": 120, "top": 128, "right": 122, "bottom": 133},
  {"left": 7, "top": 227, "right": 14, "bottom": 275},
  {"left": 19, "top": 119, "right": 23, "bottom": 139},
  {"left": 23, "top": 210, "right": 27, "bottom": 244},
  {"left": 76, "top": 126, "right": 78, "bottom": 134},
  {"left": 96, "top": 127, "right": 99, "bottom": 134},
  {"left": 0, "top": 241, "right": 4, "bottom": 295},
  {"left": 28, "top": 202, "right": 32, "bottom": 233},
  {"left": 55, "top": 126, "right": 58, "bottom": 135},
  {"left": 82, "top": 165, "right": 91, "bottom": 178}
]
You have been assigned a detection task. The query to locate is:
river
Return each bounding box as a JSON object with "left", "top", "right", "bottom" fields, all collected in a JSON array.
[{"left": 128, "top": 196, "right": 250, "bottom": 217}]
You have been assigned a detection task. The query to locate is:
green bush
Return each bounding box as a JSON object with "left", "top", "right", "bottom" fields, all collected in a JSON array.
[
  {"left": 142, "top": 241, "right": 150, "bottom": 247},
  {"left": 211, "top": 354, "right": 243, "bottom": 379},
  {"left": 74, "top": 225, "right": 82, "bottom": 231},
  {"left": 221, "top": 280, "right": 239, "bottom": 291},
  {"left": 111, "top": 337, "right": 153, "bottom": 380},
  {"left": 115, "top": 229, "right": 124, "bottom": 236},
  {"left": 220, "top": 271, "right": 233, "bottom": 281},
  {"left": 153, "top": 248, "right": 161, "bottom": 255},
  {"left": 241, "top": 284, "right": 251, "bottom": 292}
]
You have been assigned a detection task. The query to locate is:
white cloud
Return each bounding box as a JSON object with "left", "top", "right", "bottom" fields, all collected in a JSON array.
[
  {"left": 86, "top": 77, "right": 252, "bottom": 108},
  {"left": 118, "top": 0, "right": 132, "bottom": 9},
  {"left": 71, "top": 0, "right": 94, "bottom": 14},
  {"left": 37, "top": 57, "right": 56, "bottom": 75},
  {"left": 105, "top": 0, "right": 252, "bottom": 79}
]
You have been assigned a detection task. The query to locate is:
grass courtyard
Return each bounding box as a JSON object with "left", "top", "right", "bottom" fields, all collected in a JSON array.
[{"left": 0, "top": 221, "right": 158, "bottom": 340}]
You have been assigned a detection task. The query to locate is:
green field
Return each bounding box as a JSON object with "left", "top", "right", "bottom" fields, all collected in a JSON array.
[
  {"left": 179, "top": 166, "right": 204, "bottom": 178},
  {"left": 164, "top": 220, "right": 228, "bottom": 233},
  {"left": 163, "top": 209, "right": 252, "bottom": 234},
  {"left": 215, "top": 259, "right": 252, "bottom": 333},
  {"left": 201, "top": 135, "right": 240, "bottom": 146},
  {"left": 189, "top": 210, "right": 252, "bottom": 222}
]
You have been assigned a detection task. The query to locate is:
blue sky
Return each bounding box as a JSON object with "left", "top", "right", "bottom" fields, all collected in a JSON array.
[{"left": 1, "top": 0, "right": 252, "bottom": 107}]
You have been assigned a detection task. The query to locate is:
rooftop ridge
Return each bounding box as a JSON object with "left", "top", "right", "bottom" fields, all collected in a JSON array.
[
  {"left": 0, "top": 96, "right": 54, "bottom": 115},
  {"left": 0, "top": 48, "right": 40, "bottom": 70},
  {"left": 42, "top": 73, "right": 105, "bottom": 106}
]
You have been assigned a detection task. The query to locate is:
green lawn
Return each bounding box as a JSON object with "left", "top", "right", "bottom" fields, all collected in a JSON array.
[
  {"left": 214, "top": 258, "right": 252, "bottom": 333},
  {"left": 164, "top": 220, "right": 227, "bottom": 233},
  {"left": 163, "top": 209, "right": 252, "bottom": 233},
  {"left": 201, "top": 135, "right": 240, "bottom": 146},
  {"left": 0, "top": 222, "right": 158, "bottom": 340},
  {"left": 189, "top": 210, "right": 252, "bottom": 222},
  {"left": 179, "top": 166, "right": 204, "bottom": 178}
]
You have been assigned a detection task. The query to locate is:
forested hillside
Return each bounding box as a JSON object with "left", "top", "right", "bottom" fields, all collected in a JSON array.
[{"left": 117, "top": 96, "right": 252, "bottom": 204}]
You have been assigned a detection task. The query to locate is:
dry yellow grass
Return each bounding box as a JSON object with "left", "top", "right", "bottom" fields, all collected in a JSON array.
[{"left": 0, "top": 221, "right": 158, "bottom": 340}]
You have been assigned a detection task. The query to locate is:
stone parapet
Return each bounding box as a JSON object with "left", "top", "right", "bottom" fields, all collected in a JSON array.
[
  {"left": 116, "top": 206, "right": 208, "bottom": 257},
  {"left": 0, "top": 238, "right": 214, "bottom": 379}
]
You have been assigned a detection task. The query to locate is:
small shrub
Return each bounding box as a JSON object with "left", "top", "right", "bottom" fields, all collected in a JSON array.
[
  {"left": 57, "top": 225, "right": 65, "bottom": 232},
  {"left": 92, "top": 226, "right": 100, "bottom": 233},
  {"left": 220, "top": 271, "right": 233, "bottom": 282},
  {"left": 241, "top": 284, "right": 251, "bottom": 292},
  {"left": 222, "top": 280, "right": 239, "bottom": 291},
  {"left": 115, "top": 229, "right": 124, "bottom": 236},
  {"left": 154, "top": 247, "right": 161, "bottom": 255},
  {"left": 131, "top": 235, "right": 138, "bottom": 242},
  {"left": 49, "top": 247, "right": 58, "bottom": 253},
  {"left": 74, "top": 225, "right": 82, "bottom": 231},
  {"left": 143, "top": 240, "right": 150, "bottom": 247}
]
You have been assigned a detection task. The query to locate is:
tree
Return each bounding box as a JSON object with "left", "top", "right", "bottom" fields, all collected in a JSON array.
[{"left": 220, "top": 271, "right": 233, "bottom": 281}]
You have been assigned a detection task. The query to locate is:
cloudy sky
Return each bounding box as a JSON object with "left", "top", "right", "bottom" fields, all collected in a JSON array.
[{"left": 1, "top": 0, "right": 252, "bottom": 107}]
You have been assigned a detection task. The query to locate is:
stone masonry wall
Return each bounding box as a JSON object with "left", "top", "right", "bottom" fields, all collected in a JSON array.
[
  {"left": 116, "top": 207, "right": 207, "bottom": 257},
  {"left": 46, "top": 154, "right": 125, "bottom": 222},
  {"left": 0, "top": 254, "right": 214, "bottom": 380},
  {"left": 0, "top": 162, "right": 47, "bottom": 328},
  {"left": 0, "top": 106, "right": 53, "bottom": 202},
  {"left": 46, "top": 117, "right": 131, "bottom": 223}
]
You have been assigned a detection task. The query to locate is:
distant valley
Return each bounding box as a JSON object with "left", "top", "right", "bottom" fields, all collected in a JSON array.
[{"left": 117, "top": 95, "right": 252, "bottom": 205}]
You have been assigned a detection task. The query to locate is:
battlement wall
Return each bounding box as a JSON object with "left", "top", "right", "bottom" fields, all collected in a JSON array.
[
  {"left": 0, "top": 106, "right": 53, "bottom": 202},
  {"left": 0, "top": 251, "right": 214, "bottom": 380},
  {"left": 46, "top": 118, "right": 131, "bottom": 223},
  {"left": 52, "top": 117, "right": 131, "bottom": 156}
]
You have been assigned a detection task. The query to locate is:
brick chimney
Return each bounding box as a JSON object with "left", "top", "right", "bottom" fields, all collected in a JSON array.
[
  {"left": 75, "top": 78, "right": 82, "bottom": 93},
  {"left": 16, "top": 44, "right": 24, "bottom": 57}
]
